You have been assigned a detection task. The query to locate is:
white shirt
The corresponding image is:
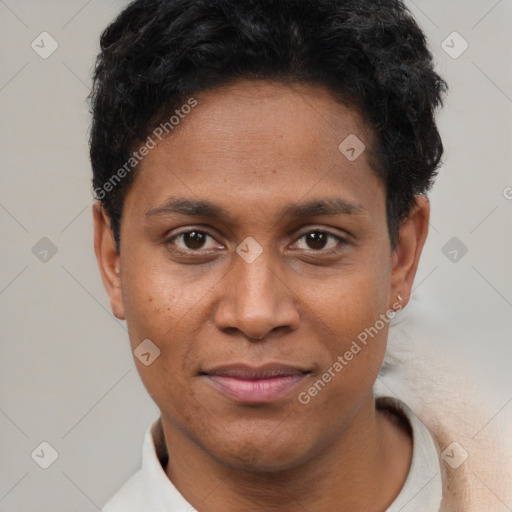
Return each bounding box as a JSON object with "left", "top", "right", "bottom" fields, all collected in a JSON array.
[{"left": 102, "top": 396, "right": 443, "bottom": 511}]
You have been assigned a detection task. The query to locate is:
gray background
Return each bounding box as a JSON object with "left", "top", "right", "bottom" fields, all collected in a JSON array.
[{"left": 0, "top": 0, "right": 511, "bottom": 510}]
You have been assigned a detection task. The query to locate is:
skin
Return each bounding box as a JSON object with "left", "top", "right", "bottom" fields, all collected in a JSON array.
[{"left": 94, "top": 80, "right": 430, "bottom": 511}]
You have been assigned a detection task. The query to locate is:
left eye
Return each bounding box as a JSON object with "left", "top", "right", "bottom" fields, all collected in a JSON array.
[{"left": 293, "top": 231, "right": 345, "bottom": 251}]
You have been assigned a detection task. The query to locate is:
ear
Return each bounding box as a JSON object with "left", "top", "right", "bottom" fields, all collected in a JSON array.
[
  {"left": 93, "top": 201, "right": 125, "bottom": 320},
  {"left": 389, "top": 195, "right": 430, "bottom": 308}
]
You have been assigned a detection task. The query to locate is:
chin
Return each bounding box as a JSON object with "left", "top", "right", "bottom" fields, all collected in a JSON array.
[{"left": 204, "top": 426, "right": 316, "bottom": 473}]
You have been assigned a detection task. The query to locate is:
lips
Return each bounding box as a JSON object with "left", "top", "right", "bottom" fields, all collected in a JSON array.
[{"left": 201, "top": 364, "right": 310, "bottom": 403}]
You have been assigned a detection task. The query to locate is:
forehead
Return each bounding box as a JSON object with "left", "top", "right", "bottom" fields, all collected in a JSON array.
[
  {"left": 166, "top": 79, "right": 372, "bottom": 164},
  {"left": 124, "top": 79, "right": 384, "bottom": 226}
]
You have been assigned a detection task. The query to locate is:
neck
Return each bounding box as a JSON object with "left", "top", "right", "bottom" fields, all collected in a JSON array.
[{"left": 162, "top": 395, "right": 412, "bottom": 511}]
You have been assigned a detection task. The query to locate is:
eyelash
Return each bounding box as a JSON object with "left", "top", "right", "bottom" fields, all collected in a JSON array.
[{"left": 164, "top": 228, "right": 348, "bottom": 256}]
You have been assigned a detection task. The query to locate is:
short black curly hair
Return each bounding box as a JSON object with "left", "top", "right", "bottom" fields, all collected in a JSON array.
[{"left": 89, "top": 0, "right": 447, "bottom": 251}]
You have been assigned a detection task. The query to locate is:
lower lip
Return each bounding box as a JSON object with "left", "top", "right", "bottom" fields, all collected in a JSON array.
[{"left": 204, "top": 374, "right": 306, "bottom": 403}]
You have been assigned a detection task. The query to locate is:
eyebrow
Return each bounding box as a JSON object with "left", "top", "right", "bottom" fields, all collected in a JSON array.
[{"left": 145, "top": 196, "right": 367, "bottom": 221}]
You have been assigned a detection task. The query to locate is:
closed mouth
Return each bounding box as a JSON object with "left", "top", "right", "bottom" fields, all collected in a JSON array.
[{"left": 200, "top": 363, "right": 311, "bottom": 403}]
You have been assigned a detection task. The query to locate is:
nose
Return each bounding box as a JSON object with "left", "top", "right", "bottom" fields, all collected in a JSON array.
[{"left": 213, "top": 249, "right": 300, "bottom": 341}]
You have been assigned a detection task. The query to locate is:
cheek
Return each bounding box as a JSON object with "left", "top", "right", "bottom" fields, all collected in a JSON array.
[
  {"left": 302, "top": 258, "right": 391, "bottom": 394},
  {"left": 120, "top": 274, "right": 201, "bottom": 425},
  {"left": 296, "top": 279, "right": 390, "bottom": 432},
  {"left": 121, "top": 255, "right": 213, "bottom": 342},
  {"left": 305, "top": 260, "right": 390, "bottom": 344},
  {"left": 119, "top": 255, "right": 221, "bottom": 403}
]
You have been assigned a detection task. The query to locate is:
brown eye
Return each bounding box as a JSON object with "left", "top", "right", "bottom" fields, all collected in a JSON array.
[
  {"left": 181, "top": 231, "right": 208, "bottom": 250},
  {"left": 304, "top": 232, "right": 328, "bottom": 250},
  {"left": 165, "top": 229, "right": 221, "bottom": 253},
  {"left": 294, "top": 230, "right": 346, "bottom": 252}
]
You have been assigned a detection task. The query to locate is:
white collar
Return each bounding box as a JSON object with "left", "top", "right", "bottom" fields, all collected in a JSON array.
[
  {"left": 102, "top": 396, "right": 442, "bottom": 511},
  {"left": 376, "top": 396, "right": 443, "bottom": 511}
]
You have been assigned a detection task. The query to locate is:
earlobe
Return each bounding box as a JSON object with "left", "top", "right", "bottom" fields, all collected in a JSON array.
[
  {"left": 92, "top": 201, "right": 126, "bottom": 320},
  {"left": 389, "top": 195, "right": 430, "bottom": 308}
]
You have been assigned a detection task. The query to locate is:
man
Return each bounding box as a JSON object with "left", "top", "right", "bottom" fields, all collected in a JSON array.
[{"left": 90, "top": 0, "right": 454, "bottom": 509}]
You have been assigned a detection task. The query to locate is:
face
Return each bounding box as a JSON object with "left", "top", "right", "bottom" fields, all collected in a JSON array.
[{"left": 94, "top": 80, "right": 429, "bottom": 472}]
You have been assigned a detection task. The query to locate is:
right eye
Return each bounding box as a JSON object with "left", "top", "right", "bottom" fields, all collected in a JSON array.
[{"left": 164, "top": 229, "right": 224, "bottom": 254}]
